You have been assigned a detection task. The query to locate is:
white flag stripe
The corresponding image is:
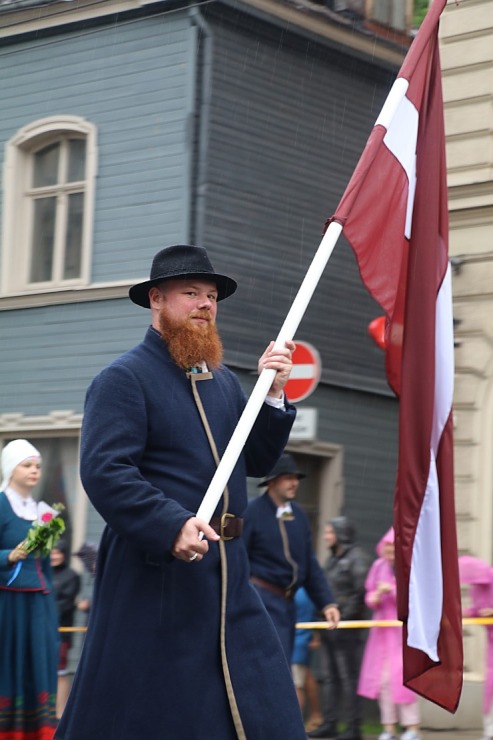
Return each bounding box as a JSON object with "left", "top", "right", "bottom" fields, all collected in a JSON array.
[
  {"left": 432, "top": 263, "right": 454, "bottom": 452},
  {"left": 408, "top": 451, "right": 442, "bottom": 661},
  {"left": 375, "top": 77, "right": 409, "bottom": 130},
  {"left": 404, "top": 159, "right": 417, "bottom": 240},
  {"left": 383, "top": 94, "right": 418, "bottom": 240},
  {"left": 383, "top": 95, "right": 418, "bottom": 185},
  {"left": 408, "top": 265, "right": 453, "bottom": 660},
  {"left": 289, "top": 364, "right": 318, "bottom": 380}
]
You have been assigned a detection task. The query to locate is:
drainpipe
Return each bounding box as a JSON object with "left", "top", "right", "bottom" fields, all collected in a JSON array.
[{"left": 188, "top": 6, "right": 213, "bottom": 246}]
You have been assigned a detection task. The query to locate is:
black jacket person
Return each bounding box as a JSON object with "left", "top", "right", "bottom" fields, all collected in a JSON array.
[
  {"left": 308, "top": 516, "right": 371, "bottom": 740},
  {"left": 50, "top": 538, "right": 81, "bottom": 718}
]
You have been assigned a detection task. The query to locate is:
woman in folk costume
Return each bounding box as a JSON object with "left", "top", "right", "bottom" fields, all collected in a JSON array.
[
  {"left": 459, "top": 555, "right": 493, "bottom": 740},
  {"left": 357, "top": 527, "right": 421, "bottom": 740},
  {"left": 0, "top": 439, "right": 59, "bottom": 740}
]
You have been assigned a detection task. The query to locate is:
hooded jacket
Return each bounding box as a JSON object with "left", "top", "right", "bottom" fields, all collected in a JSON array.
[
  {"left": 51, "top": 540, "right": 81, "bottom": 631},
  {"left": 357, "top": 527, "right": 417, "bottom": 704},
  {"left": 324, "top": 516, "right": 370, "bottom": 621}
]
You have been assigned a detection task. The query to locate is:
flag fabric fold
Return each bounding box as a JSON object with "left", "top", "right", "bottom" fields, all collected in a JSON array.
[{"left": 327, "top": 0, "right": 463, "bottom": 712}]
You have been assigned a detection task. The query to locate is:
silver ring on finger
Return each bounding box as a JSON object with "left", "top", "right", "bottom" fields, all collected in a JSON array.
[{"left": 189, "top": 552, "right": 198, "bottom": 562}]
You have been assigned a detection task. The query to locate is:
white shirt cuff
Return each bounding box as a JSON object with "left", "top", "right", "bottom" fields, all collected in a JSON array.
[{"left": 264, "top": 394, "right": 286, "bottom": 411}]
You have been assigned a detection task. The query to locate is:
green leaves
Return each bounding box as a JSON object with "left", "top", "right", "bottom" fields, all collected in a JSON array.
[{"left": 22, "top": 503, "right": 66, "bottom": 557}]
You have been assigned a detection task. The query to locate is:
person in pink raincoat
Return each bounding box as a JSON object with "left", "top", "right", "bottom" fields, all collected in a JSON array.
[
  {"left": 459, "top": 555, "right": 493, "bottom": 740},
  {"left": 357, "top": 527, "right": 421, "bottom": 740}
]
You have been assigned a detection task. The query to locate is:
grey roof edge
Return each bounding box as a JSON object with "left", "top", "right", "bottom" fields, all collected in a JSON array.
[
  {"left": 218, "top": 0, "right": 408, "bottom": 68},
  {"left": 0, "top": 0, "right": 408, "bottom": 69}
]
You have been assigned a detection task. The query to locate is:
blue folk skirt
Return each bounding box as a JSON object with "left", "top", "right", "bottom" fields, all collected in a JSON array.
[{"left": 0, "top": 589, "right": 59, "bottom": 739}]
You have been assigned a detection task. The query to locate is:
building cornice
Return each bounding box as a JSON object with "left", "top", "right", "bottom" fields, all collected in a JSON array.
[
  {"left": 448, "top": 183, "right": 493, "bottom": 212},
  {"left": 0, "top": 0, "right": 159, "bottom": 35},
  {"left": 0, "top": 410, "right": 82, "bottom": 434},
  {"left": 219, "top": 0, "right": 407, "bottom": 67},
  {"left": 0, "top": 281, "right": 134, "bottom": 311},
  {"left": 0, "top": 0, "right": 407, "bottom": 68}
]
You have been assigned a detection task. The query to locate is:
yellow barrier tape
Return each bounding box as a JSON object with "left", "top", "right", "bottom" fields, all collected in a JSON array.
[
  {"left": 296, "top": 617, "right": 493, "bottom": 629},
  {"left": 58, "top": 617, "right": 493, "bottom": 634}
]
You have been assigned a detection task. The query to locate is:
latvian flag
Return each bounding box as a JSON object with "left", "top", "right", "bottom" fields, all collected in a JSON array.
[{"left": 327, "top": 0, "right": 463, "bottom": 713}]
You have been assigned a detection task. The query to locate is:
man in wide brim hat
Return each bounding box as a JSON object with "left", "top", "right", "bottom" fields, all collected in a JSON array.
[
  {"left": 128, "top": 244, "right": 237, "bottom": 308},
  {"left": 244, "top": 451, "right": 339, "bottom": 663},
  {"left": 258, "top": 452, "right": 307, "bottom": 487},
  {"left": 56, "top": 244, "right": 312, "bottom": 740}
]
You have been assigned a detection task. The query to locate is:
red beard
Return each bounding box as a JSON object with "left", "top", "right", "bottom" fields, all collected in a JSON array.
[{"left": 158, "top": 308, "right": 223, "bottom": 370}]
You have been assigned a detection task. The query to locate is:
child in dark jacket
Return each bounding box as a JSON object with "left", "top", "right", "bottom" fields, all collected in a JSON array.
[{"left": 50, "top": 539, "right": 80, "bottom": 719}]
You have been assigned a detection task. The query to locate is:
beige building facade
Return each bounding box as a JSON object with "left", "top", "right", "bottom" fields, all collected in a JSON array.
[{"left": 422, "top": 0, "right": 493, "bottom": 729}]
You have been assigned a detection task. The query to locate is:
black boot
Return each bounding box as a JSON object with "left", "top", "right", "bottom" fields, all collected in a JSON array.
[
  {"left": 307, "top": 724, "right": 338, "bottom": 739},
  {"left": 336, "top": 730, "right": 362, "bottom": 740}
]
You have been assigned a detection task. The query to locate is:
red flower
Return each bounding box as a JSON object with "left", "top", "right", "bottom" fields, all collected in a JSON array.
[{"left": 41, "top": 513, "right": 53, "bottom": 523}]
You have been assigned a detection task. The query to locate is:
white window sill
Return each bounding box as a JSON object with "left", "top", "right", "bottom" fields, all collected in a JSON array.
[{"left": 0, "top": 281, "right": 141, "bottom": 310}]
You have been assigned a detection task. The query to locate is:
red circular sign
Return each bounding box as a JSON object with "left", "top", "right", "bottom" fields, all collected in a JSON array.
[{"left": 283, "top": 341, "right": 321, "bottom": 403}]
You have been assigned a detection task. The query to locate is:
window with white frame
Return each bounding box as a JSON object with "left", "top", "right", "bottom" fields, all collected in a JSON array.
[{"left": 1, "top": 116, "right": 97, "bottom": 295}]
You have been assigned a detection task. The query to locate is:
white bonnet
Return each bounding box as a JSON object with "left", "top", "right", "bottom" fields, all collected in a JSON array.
[{"left": 1, "top": 439, "right": 42, "bottom": 491}]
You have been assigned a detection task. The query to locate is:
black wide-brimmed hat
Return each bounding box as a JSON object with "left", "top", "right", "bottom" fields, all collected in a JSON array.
[
  {"left": 258, "top": 453, "right": 307, "bottom": 487},
  {"left": 129, "top": 244, "right": 238, "bottom": 308}
]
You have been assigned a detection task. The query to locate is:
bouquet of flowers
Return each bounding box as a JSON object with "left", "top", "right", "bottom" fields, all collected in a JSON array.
[
  {"left": 7, "top": 502, "right": 66, "bottom": 586},
  {"left": 21, "top": 502, "right": 66, "bottom": 556}
]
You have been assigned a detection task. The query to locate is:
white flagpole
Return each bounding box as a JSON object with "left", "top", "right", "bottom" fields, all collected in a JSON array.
[{"left": 195, "top": 220, "right": 343, "bottom": 523}]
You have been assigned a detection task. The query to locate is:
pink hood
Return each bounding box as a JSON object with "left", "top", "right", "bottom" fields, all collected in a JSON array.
[{"left": 376, "top": 526, "right": 394, "bottom": 558}]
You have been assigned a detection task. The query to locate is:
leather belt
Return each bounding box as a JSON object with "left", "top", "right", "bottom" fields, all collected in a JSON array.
[
  {"left": 250, "top": 575, "right": 294, "bottom": 600},
  {"left": 210, "top": 513, "right": 243, "bottom": 541}
]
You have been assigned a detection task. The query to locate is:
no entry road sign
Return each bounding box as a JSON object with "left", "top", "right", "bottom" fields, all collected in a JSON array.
[{"left": 283, "top": 341, "right": 321, "bottom": 403}]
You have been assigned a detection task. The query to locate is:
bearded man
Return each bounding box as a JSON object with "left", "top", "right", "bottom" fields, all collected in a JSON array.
[{"left": 56, "top": 245, "right": 308, "bottom": 740}]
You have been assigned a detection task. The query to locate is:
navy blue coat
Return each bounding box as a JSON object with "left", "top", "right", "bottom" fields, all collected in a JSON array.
[
  {"left": 56, "top": 328, "right": 306, "bottom": 740},
  {"left": 243, "top": 493, "right": 334, "bottom": 658}
]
